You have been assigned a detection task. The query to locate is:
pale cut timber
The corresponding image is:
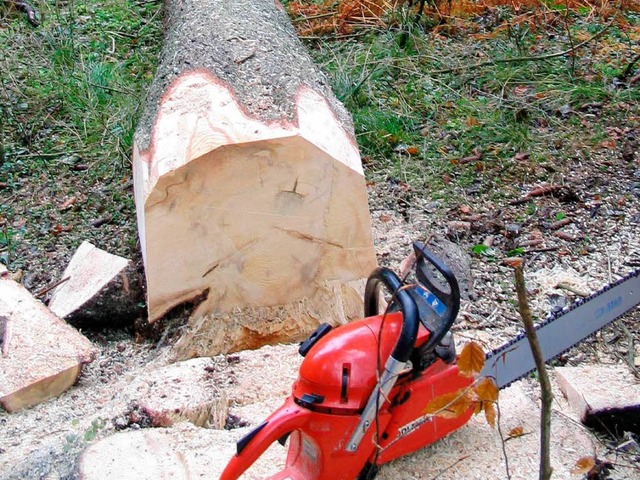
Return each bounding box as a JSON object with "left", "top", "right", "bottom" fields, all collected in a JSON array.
[
  {"left": 556, "top": 364, "right": 640, "bottom": 428},
  {"left": 133, "top": 0, "right": 376, "bottom": 354},
  {"left": 48, "top": 241, "right": 142, "bottom": 327},
  {"left": 0, "top": 264, "right": 96, "bottom": 412},
  {"left": 122, "top": 358, "right": 228, "bottom": 428},
  {"left": 77, "top": 349, "right": 600, "bottom": 480}
]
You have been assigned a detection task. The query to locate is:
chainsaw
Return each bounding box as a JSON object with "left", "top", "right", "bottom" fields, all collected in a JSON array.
[{"left": 220, "top": 241, "right": 640, "bottom": 480}]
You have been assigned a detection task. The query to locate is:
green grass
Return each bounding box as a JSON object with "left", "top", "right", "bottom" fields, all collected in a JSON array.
[
  {"left": 305, "top": 7, "right": 640, "bottom": 201},
  {"left": 0, "top": 0, "right": 163, "bottom": 270},
  {"left": 1, "top": 1, "right": 638, "bottom": 273}
]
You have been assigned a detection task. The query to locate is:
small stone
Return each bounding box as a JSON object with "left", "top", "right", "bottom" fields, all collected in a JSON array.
[
  {"left": 504, "top": 223, "right": 521, "bottom": 237},
  {"left": 558, "top": 104, "right": 573, "bottom": 117}
]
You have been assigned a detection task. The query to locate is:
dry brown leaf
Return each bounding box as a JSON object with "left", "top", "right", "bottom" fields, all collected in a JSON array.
[
  {"left": 475, "top": 377, "right": 499, "bottom": 403},
  {"left": 466, "top": 116, "right": 480, "bottom": 127},
  {"left": 59, "top": 196, "right": 77, "bottom": 211},
  {"left": 513, "top": 85, "right": 528, "bottom": 96},
  {"left": 508, "top": 426, "right": 524, "bottom": 438},
  {"left": 502, "top": 257, "right": 523, "bottom": 268},
  {"left": 571, "top": 456, "right": 596, "bottom": 475},
  {"left": 526, "top": 184, "right": 562, "bottom": 198},
  {"left": 424, "top": 388, "right": 473, "bottom": 419},
  {"left": 457, "top": 341, "right": 485, "bottom": 377},
  {"left": 484, "top": 401, "right": 496, "bottom": 428},
  {"left": 459, "top": 148, "right": 482, "bottom": 164},
  {"left": 406, "top": 146, "right": 419, "bottom": 155}
]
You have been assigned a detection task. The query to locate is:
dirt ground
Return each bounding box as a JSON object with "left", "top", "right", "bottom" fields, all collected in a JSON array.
[{"left": 1, "top": 156, "right": 640, "bottom": 479}]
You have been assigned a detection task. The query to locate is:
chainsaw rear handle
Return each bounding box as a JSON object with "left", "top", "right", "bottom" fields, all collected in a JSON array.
[
  {"left": 219, "top": 398, "right": 311, "bottom": 480},
  {"left": 363, "top": 267, "right": 419, "bottom": 363},
  {"left": 412, "top": 241, "right": 460, "bottom": 353}
]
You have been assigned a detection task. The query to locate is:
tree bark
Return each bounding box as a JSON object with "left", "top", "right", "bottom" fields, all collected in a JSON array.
[{"left": 133, "top": 0, "right": 376, "bottom": 355}]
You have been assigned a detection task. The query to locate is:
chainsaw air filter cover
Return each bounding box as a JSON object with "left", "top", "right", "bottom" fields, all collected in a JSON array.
[{"left": 293, "top": 312, "right": 405, "bottom": 412}]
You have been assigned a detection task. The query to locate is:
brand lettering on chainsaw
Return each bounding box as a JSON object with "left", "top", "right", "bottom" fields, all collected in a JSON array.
[
  {"left": 302, "top": 436, "right": 318, "bottom": 463},
  {"left": 397, "top": 414, "right": 433, "bottom": 438},
  {"left": 595, "top": 296, "right": 622, "bottom": 319}
]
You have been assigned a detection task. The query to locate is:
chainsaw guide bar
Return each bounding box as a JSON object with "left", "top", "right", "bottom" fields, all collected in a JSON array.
[{"left": 482, "top": 269, "right": 640, "bottom": 389}]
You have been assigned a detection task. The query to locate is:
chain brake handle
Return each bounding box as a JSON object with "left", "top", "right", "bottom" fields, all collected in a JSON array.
[{"left": 412, "top": 241, "right": 460, "bottom": 353}]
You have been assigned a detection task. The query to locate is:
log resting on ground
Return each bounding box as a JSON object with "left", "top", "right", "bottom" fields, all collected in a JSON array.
[{"left": 133, "top": 0, "right": 376, "bottom": 355}]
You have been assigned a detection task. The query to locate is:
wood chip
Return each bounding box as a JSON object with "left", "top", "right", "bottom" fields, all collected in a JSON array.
[
  {"left": 553, "top": 231, "right": 583, "bottom": 242},
  {"left": 548, "top": 218, "right": 572, "bottom": 230}
]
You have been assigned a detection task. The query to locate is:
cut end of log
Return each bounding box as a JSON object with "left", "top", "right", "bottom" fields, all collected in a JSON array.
[{"left": 139, "top": 133, "right": 375, "bottom": 325}]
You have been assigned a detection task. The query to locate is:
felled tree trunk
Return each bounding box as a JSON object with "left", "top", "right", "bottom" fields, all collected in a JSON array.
[{"left": 133, "top": 0, "right": 376, "bottom": 356}]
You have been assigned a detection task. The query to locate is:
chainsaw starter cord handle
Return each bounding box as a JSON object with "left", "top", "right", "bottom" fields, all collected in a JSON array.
[{"left": 364, "top": 267, "right": 419, "bottom": 363}]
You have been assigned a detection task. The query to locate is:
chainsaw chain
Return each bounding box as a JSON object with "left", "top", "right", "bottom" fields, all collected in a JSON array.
[{"left": 484, "top": 268, "right": 640, "bottom": 390}]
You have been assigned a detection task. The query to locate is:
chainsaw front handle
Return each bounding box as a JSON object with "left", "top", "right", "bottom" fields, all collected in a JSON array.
[
  {"left": 348, "top": 267, "right": 419, "bottom": 451},
  {"left": 412, "top": 241, "right": 460, "bottom": 353},
  {"left": 363, "top": 267, "right": 419, "bottom": 363}
]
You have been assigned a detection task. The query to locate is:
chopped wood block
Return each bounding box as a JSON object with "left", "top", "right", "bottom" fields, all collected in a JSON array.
[
  {"left": 122, "top": 358, "right": 227, "bottom": 428},
  {"left": 78, "top": 423, "right": 284, "bottom": 480},
  {"left": 0, "top": 264, "right": 97, "bottom": 412},
  {"left": 133, "top": 0, "right": 376, "bottom": 354},
  {"left": 77, "top": 367, "right": 599, "bottom": 479},
  {"left": 556, "top": 364, "right": 640, "bottom": 431},
  {"left": 48, "top": 241, "right": 142, "bottom": 327}
]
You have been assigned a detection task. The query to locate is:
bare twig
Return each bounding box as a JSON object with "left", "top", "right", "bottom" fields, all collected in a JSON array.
[
  {"left": 611, "top": 324, "right": 640, "bottom": 379},
  {"left": 620, "top": 52, "right": 640, "bottom": 80},
  {"left": 524, "top": 247, "right": 559, "bottom": 254},
  {"left": 431, "top": 454, "right": 472, "bottom": 480},
  {"left": 562, "top": 0, "right": 576, "bottom": 75},
  {"left": 10, "top": 0, "right": 39, "bottom": 26},
  {"left": 555, "top": 282, "right": 589, "bottom": 297},
  {"left": 495, "top": 402, "right": 512, "bottom": 480},
  {"left": 549, "top": 218, "right": 572, "bottom": 231},
  {"left": 430, "top": 18, "right": 615, "bottom": 74},
  {"left": 12, "top": 150, "right": 86, "bottom": 159},
  {"left": 291, "top": 12, "right": 335, "bottom": 23},
  {"left": 35, "top": 276, "right": 70, "bottom": 298},
  {"left": 513, "top": 262, "right": 554, "bottom": 480}
]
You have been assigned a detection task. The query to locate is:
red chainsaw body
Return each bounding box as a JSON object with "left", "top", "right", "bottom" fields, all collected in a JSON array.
[{"left": 220, "top": 311, "right": 474, "bottom": 480}]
